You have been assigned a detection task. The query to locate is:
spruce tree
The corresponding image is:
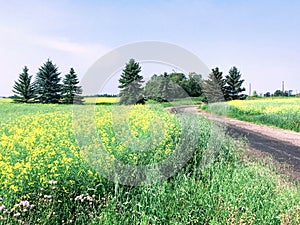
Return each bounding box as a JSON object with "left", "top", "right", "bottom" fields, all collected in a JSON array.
[
  {"left": 203, "top": 67, "right": 226, "bottom": 102},
  {"left": 224, "top": 67, "right": 246, "bottom": 100},
  {"left": 118, "top": 59, "right": 144, "bottom": 105},
  {"left": 158, "top": 72, "right": 173, "bottom": 101},
  {"left": 34, "top": 59, "right": 62, "bottom": 103},
  {"left": 61, "top": 68, "right": 83, "bottom": 104},
  {"left": 12, "top": 66, "right": 34, "bottom": 103}
]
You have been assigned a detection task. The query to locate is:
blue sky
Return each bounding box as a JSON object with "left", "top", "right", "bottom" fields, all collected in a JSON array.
[{"left": 1, "top": 0, "right": 300, "bottom": 96}]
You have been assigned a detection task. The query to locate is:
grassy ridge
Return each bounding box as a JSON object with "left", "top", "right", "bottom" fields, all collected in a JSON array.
[
  {"left": 0, "top": 102, "right": 299, "bottom": 224},
  {"left": 202, "top": 97, "right": 300, "bottom": 132}
]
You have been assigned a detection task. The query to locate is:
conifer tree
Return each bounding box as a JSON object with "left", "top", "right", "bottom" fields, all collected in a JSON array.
[
  {"left": 34, "top": 59, "right": 62, "bottom": 103},
  {"left": 224, "top": 67, "right": 246, "bottom": 100},
  {"left": 13, "top": 66, "right": 34, "bottom": 102},
  {"left": 118, "top": 59, "right": 144, "bottom": 105},
  {"left": 203, "top": 67, "right": 226, "bottom": 102},
  {"left": 61, "top": 68, "right": 83, "bottom": 104},
  {"left": 158, "top": 72, "right": 173, "bottom": 101}
]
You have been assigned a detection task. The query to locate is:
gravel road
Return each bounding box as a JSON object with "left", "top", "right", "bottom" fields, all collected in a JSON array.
[{"left": 167, "top": 105, "right": 300, "bottom": 181}]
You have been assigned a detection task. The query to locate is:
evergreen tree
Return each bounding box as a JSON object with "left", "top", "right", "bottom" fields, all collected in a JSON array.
[
  {"left": 224, "top": 67, "right": 246, "bottom": 100},
  {"left": 12, "top": 66, "right": 34, "bottom": 102},
  {"left": 203, "top": 67, "right": 226, "bottom": 102},
  {"left": 118, "top": 59, "right": 144, "bottom": 105},
  {"left": 34, "top": 59, "right": 62, "bottom": 103},
  {"left": 212, "top": 67, "right": 226, "bottom": 95},
  {"left": 158, "top": 72, "right": 174, "bottom": 101},
  {"left": 61, "top": 68, "right": 83, "bottom": 104},
  {"left": 252, "top": 90, "right": 258, "bottom": 97}
]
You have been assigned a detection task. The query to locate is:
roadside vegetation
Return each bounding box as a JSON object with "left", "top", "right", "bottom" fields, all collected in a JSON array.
[
  {"left": 0, "top": 101, "right": 299, "bottom": 224},
  {"left": 202, "top": 97, "right": 300, "bottom": 132}
]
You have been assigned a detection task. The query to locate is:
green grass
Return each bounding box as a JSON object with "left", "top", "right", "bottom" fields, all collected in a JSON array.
[
  {"left": 202, "top": 98, "right": 300, "bottom": 132},
  {"left": 0, "top": 101, "right": 299, "bottom": 224},
  {"left": 146, "top": 97, "right": 204, "bottom": 107}
]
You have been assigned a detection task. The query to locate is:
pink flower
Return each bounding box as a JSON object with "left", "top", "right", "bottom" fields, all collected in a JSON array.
[
  {"left": 19, "top": 201, "right": 30, "bottom": 207},
  {"left": 75, "top": 195, "right": 83, "bottom": 201},
  {"left": 13, "top": 212, "right": 20, "bottom": 217}
]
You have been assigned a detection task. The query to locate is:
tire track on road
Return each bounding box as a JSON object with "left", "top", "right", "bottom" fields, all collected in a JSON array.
[{"left": 167, "top": 105, "right": 300, "bottom": 181}]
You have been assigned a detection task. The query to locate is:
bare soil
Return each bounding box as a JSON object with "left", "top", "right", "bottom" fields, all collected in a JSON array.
[{"left": 167, "top": 105, "right": 300, "bottom": 182}]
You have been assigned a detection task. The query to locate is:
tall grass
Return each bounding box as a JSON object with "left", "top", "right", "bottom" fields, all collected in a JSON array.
[
  {"left": 0, "top": 102, "right": 299, "bottom": 224},
  {"left": 202, "top": 98, "right": 300, "bottom": 132}
]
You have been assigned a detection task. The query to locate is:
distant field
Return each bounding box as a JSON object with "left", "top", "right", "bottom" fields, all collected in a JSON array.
[
  {"left": 83, "top": 97, "right": 203, "bottom": 106},
  {"left": 0, "top": 97, "right": 119, "bottom": 104},
  {"left": 0, "top": 98, "right": 12, "bottom": 103},
  {"left": 83, "top": 97, "right": 119, "bottom": 104},
  {"left": 1, "top": 96, "right": 202, "bottom": 106},
  {"left": 203, "top": 97, "right": 300, "bottom": 132}
]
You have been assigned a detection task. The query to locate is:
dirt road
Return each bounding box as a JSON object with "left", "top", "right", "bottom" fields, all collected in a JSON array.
[{"left": 167, "top": 105, "right": 300, "bottom": 181}]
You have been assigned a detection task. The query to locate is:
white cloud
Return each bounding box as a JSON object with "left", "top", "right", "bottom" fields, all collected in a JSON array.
[
  {"left": 0, "top": 27, "right": 111, "bottom": 96},
  {"left": 1, "top": 26, "right": 109, "bottom": 56},
  {"left": 32, "top": 36, "right": 109, "bottom": 56}
]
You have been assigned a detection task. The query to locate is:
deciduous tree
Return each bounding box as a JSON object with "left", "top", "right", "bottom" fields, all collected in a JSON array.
[{"left": 184, "top": 72, "right": 203, "bottom": 97}]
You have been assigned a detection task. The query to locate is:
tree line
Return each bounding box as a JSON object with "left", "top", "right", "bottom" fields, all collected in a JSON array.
[
  {"left": 258, "top": 90, "right": 294, "bottom": 97},
  {"left": 12, "top": 59, "right": 83, "bottom": 104},
  {"left": 13, "top": 58, "right": 246, "bottom": 105},
  {"left": 118, "top": 59, "right": 246, "bottom": 105}
]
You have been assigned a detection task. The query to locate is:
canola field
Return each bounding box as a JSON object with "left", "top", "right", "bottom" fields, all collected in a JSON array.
[
  {"left": 0, "top": 102, "right": 180, "bottom": 193},
  {"left": 83, "top": 97, "right": 120, "bottom": 104},
  {"left": 0, "top": 101, "right": 187, "bottom": 223},
  {"left": 0, "top": 99, "right": 300, "bottom": 224},
  {"left": 205, "top": 97, "right": 300, "bottom": 132}
]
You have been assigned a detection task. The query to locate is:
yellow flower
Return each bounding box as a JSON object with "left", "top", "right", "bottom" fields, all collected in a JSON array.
[{"left": 10, "top": 185, "right": 18, "bottom": 192}]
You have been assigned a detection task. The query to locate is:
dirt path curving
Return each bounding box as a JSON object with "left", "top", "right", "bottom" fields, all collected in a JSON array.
[{"left": 167, "top": 105, "right": 300, "bottom": 182}]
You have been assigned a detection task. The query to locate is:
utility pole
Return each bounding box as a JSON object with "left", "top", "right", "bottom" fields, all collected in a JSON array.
[{"left": 249, "top": 83, "right": 251, "bottom": 96}]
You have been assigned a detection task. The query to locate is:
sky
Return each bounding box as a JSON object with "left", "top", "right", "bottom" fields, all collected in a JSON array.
[{"left": 1, "top": 0, "right": 300, "bottom": 96}]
